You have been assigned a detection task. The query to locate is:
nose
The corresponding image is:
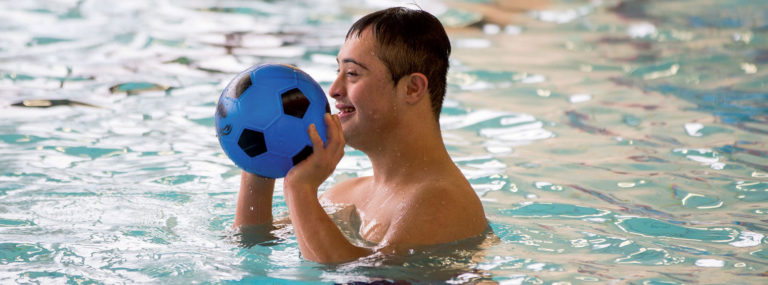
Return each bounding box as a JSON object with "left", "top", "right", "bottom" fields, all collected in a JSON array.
[{"left": 329, "top": 73, "right": 344, "bottom": 100}]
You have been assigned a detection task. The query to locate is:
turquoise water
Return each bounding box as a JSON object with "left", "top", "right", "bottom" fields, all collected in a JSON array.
[{"left": 1, "top": 0, "right": 767, "bottom": 284}]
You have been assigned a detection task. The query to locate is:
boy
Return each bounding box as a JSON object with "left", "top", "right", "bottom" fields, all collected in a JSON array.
[{"left": 234, "top": 7, "right": 486, "bottom": 264}]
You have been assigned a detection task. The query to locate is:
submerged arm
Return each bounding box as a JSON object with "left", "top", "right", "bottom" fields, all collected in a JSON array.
[
  {"left": 232, "top": 171, "right": 279, "bottom": 247},
  {"left": 285, "top": 183, "right": 370, "bottom": 263},
  {"left": 234, "top": 171, "right": 275, "bottom": 228},
  {"left": 284, "top": 114, "right": 370, "bottom": 263}
]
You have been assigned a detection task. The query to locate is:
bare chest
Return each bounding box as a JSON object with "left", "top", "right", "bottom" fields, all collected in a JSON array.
[{"left": 353, "top": 191, "right": 405, "bottom": 244}]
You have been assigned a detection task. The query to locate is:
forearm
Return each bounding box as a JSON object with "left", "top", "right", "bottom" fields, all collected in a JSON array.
[
  {"left": 285, "top": 184, "right": 370, "bottom": 263},
  {"left": 233, "top": 171, "right": 275, "bottom": 228}
]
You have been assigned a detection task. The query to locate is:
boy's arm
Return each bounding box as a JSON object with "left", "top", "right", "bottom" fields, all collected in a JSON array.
[
  {"left": 284, "top": 114, "right": 370, "bottom": 263},
  {"left": 233, "top": 171, "right": 275, "bottom": 228},
  {"left": 284, "top": 183, "right": 370, "bottom": 263}
]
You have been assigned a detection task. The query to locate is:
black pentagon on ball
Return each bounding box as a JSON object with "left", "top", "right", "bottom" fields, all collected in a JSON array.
[
  {"left": 238, "top": 128, "right": 267, "bottom": 157},
  {"left": 292, "top": 145, "right": 313, "bottom": 166},
  {"left": 225, "top": 71, "right": 252, "bottom": 99},
  {"left": 281, "top": 88, "right": 310, "bottom": 119}
]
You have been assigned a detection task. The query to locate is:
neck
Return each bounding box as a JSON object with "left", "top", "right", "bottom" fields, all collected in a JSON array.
[{"left": 362, "top": 118, "right": 453, "bottom": 187}]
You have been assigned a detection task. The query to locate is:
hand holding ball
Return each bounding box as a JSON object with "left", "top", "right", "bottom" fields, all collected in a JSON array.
[{"left": 215, "top": 64, "right": 330, "bottom": 178}]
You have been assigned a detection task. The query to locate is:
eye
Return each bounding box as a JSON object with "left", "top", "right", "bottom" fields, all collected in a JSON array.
[{"left": 346, "top": 71, "right": 358, "bottom": 77}]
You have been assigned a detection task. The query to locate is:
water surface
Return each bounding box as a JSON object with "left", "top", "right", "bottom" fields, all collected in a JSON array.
[{"left": 1, "top": 0, "right": 767, "bottom": 284}]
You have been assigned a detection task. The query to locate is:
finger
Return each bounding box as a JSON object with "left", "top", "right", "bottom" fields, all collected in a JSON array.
[
  {"left": 335, "top": 114, "right": 344, "bottom": 143},
  {"left": 330, "top": 115, "right": 345, "bottom": 161},
  {"left": 307, "top": 123, "right": 324, "bottom": 153},
  {"left": 324, "top": 113, "right": 341, "bottom": 149},
  {"left": 325, "top": 114, "right": 341, "bottom": 145},
  {"left": 323, "top": 113, "right": 335, "bottom": 143}
]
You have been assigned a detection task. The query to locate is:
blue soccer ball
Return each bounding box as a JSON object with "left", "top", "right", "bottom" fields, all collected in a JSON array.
[{"left": 215, "top": 64, "right": 330, "bottom": 178}]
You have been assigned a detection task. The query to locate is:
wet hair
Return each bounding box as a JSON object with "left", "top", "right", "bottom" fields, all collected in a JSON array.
[{"left": 346, "top": 7, "right": 451, "bottom": 120}]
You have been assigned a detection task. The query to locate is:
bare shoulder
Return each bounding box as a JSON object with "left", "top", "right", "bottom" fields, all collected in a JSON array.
[
  {"left": 319, "top": 176, "right": 371, "bottom": 204},
  {"left": 383, "top": 178, "right": 487, "bottom": 248}
]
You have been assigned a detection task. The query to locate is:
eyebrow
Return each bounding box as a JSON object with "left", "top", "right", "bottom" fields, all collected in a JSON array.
[{"left": 338, "top": 58, "right": 369, "bottom": 70}]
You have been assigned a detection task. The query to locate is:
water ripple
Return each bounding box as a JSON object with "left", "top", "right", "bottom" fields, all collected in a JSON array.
[{"left": 2, "top": 0, "right": 768, "bottom": 283}]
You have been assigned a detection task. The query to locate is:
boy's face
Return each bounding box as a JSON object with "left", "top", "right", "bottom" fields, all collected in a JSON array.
[{"left": 330, "top": 29, "right": 400, "bottom": 148}]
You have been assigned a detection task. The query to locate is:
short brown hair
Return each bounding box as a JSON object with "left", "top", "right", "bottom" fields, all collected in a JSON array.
[{"left": 346, "top": 7, "right": 451, "bottom": 120}]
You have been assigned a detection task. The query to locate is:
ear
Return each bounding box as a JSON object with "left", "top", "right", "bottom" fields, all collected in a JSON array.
[{"left": 403, "top": 73, "right": 429, "bottom": 105}]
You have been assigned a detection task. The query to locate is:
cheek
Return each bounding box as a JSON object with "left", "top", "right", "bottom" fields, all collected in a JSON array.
[
  {"left": 348, "top": 82, "right": 372, "bottom": 104},
  {"left": 348, "top": 80, "right": 395, "bottom": 114}
]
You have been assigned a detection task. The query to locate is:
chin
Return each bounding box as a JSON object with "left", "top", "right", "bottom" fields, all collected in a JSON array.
[
  {"left": 341, "top": 130, "right": 364, "bottom": 150},
  {"left": 342, "top": 133, "right": 356, "bottom": 148}
]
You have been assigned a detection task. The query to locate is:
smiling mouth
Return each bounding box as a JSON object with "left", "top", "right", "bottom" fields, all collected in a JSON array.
[{"left": 337, "top": 105, "right": 356, "bottom": 119}]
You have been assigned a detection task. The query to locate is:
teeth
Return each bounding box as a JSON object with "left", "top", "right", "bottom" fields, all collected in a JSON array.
[{"left": 342, "top": 107, "right": 355, "bottom": 113}]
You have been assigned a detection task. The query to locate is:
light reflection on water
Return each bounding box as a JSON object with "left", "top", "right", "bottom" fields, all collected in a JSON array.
[{"left": 1, "top": 0, "right": 767, "bottom": 284}]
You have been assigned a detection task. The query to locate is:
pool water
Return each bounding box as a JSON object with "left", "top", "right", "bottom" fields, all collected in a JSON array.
[{"left": 1, "top": 0, "right": 767, "bottom": 284}]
